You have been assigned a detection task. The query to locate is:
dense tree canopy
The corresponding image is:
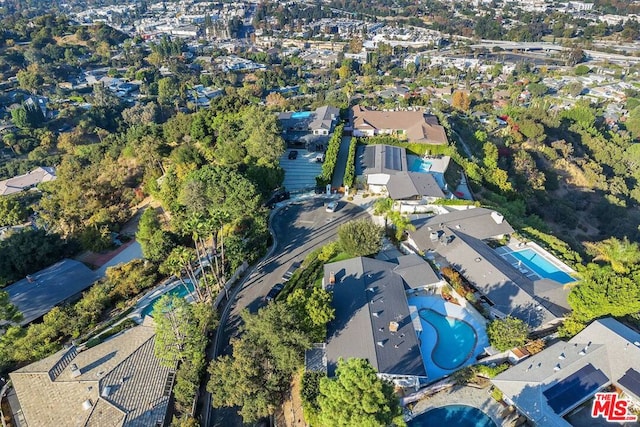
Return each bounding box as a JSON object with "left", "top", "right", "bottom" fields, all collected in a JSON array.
[
  {"left": 0, "top": 229, "right": 73, "bottom": 287},
  {"left": 338, "top": 219, "right": 384, "bottom": 257},
  {"left": 487, "top": 316, "right": 529, "bottom": 351},
  {"left": 317, "top": 358, "right": 405, "bottom": 427}
]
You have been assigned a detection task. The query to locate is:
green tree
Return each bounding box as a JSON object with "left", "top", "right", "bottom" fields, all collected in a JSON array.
[
  {"left": 105, "top": 259, "right": 158, "bottom": 300},
  {"left": 373, "top": 197, "right": 394, "bottom": 229},
  {"left": 337, "top": 219, "right": 383, "bottom": 257},
  {"left": 158, "top": 77, "right": 178, "bottom": 105},
  {"left": 152, "top": 295, "right": 206, "bottom": 366},
  {"left": 317, "top": 358, "right": 405, "bottom": 427},
  {"left": 387, "top": 210, "right": 416, "bottom": 241},
  {"left": 208, "top": 302, "right": 312, "bottom": 423},
  {"left": 568, "top": 267, "right": 640, "bottom": 321},
  {"left": 584, "top": 237, "right": 640, "bottom": 273},
  {"left": 487, "top": 317, "right": 528, "bottom": 351},
  {"left": 0, "top": 290, "right": 22, "bottom": 324},
  {"left": 527, "top": 82, "right": 548, "bottom": 97},
  {"left": 483, "top": 142, "right": 499, "bottom": 170},
  {"left": 0, "top": 196, "right": 27, "bottom": 226}
]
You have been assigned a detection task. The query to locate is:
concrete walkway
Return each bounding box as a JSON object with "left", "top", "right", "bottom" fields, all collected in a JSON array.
[
  {"left": 95, "top": 241, "right": 143, "bottom": 276},
  {"left": 331, "top": 135, "right": 352, "bottom": 189},
  {"left": 410, "top": 384, "right": 514, "bottom": 426}
]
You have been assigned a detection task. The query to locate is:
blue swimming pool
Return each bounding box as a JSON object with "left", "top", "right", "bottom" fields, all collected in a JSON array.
[
  {"left": 410, "top": 158, "right": 433, "bottom": 173},
  {"left": 511, "top": 248, "right": 575, "bottom": 284},
  {"left": 409, "top": 405, "right": 496, "bottom": 427},
  {"left": 419, "top": 309, "right": 477, "bottom": 370},
  {"left": 291, "top": 111, "right": 312, "bottom": 119},
  {"left": 141, "top": 281, "right": 195, "bottom": 318}
]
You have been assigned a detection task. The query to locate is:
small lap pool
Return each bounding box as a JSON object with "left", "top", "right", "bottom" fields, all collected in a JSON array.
[
  {"left": 291, "top": 111, "right": 312, "bottom": 119},
  {"left": 510, "top": 248, "right": 575, "bottom": 284},
  {"left": 141, "top": 281, "right": 195, "bottom": 318},
  {"left": 419, "top": 309, "right": 477, "bottom": 370},
  {"left": 409, "top": 405, "right": 496, "bottom": 427},
  {"left": 410, "top": 158, "right": 433, "bottom": 173}
]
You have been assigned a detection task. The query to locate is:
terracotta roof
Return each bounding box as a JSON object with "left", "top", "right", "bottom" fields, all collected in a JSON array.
[
  {"left": 351, "top": 106, "right": 448, "bottom": 144},
  {"left": 10, "top": 323, "right": 173, "bottom": 427}
]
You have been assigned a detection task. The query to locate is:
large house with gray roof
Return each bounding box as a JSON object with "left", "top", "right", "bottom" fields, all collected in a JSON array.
[
  {"left": 356, "top": 144, "right": 445, "bottom": 201},
  {"left": 316, "top": 255, "right": 442, "bottom": 388},
  {"left": 492, "top": 318, "right": 640, "bottom": 427},
  {"left": 8, "top": 320, "right": 174, "bottom": 427},
  {"left": 278, "top": 105, "right": 340, "bottom": 136},
  {"left": 406, "top": 208, "right": 570, "bottom": 329}
]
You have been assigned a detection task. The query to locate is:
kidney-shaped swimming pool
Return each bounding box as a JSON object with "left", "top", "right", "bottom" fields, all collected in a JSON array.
[{"left": 419, "top": 309, "right": 478, "bottom": 370}]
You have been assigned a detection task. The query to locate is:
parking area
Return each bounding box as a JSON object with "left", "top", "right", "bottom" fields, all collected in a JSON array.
[{"left": 280, "top": 149, "right": 323, "bottom": 192}]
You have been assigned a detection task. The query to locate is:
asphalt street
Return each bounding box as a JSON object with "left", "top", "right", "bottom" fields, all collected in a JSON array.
[{"left": 203, "top": 196, "right": 369, "bottom": 427}]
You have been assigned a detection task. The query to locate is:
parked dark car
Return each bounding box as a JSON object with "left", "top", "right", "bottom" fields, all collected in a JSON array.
[
  {"left": 288, "top": 150, "right": 298, "bottom": 159},
  {"left": 265, "top": 283, "right": 285, "bottom": 302},
  {"left": 265, "top": 189, "right": 290, "bottom": 209}
]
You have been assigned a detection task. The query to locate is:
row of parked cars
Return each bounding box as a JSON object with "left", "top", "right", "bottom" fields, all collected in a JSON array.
[{"left": 265, "top": 262, "right": 300, "bottom": 302}]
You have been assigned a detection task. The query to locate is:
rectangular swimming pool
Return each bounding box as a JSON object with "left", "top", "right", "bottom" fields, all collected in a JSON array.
[
  {"left": 290, "top": 111, "right": 312, "bottom": 119},
  {"left": 409, "top": 158, "right": 433, "bottom": 173},
  {"left": 510, "top": 248, "right": 575, "bottom": 284}
]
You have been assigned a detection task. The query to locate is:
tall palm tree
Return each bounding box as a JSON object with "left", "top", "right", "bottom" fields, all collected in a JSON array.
[
  {"left": 373, "top": 197, "right": 394, "bottom": 229},
  {"left": 185, "top": 213, "right": 212, "bottom": 296},
  {"left": 387, "top": 210, "right": 416, "bottom": 241},
  {"left": 584, "top": 237, "right": 640, "bottom": 273}
]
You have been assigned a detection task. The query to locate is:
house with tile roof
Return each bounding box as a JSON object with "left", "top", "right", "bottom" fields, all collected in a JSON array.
[
  {"left": 356, "top": 144, "right": 446, "bottom": 202},
  {"left": 312, "top": 255, "right": 442, "bottom": 388},
  {"left": 492, "top": 318, "right": 640, "bottom": 427},
  {"left": 351, "top": 105, "right": 448, "bottom": 144},
  {"left": 0, "top": 166, "right": 56, "bottom": 196},
  {"left": 7, "top": 320, "right": 174, "bottom": 427}
]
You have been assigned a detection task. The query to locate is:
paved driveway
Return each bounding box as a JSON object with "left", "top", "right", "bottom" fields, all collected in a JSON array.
[
  {"left": 280, "top": 149, "right": 323, "bottom": 192},
  {"left": 206, "top": 196, "right": 369, "bottom": 427}
]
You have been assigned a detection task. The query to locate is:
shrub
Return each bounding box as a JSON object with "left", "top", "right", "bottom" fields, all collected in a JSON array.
[
  {"left": 343, "top": 137, "right": 357, "bottom": 187},
  {"left": 487, "top": 316, "right": 528, "bottom": 351},
  {"left": 318, "top": 124, "right": 344, "bottom": 184}
]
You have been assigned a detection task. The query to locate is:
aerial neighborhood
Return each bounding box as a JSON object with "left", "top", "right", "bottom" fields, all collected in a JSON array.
[{"left": 1, "top": 0, "right": 640, "bottom": 426}]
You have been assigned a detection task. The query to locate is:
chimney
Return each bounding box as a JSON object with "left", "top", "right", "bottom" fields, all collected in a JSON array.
[
  {"left": 101, "top": 386, "right": 112, "bottom": 398},
  {"left": 70, "top": 363, "right": 82, "bottom": 378},
  {"left": 82, "top": 400, "right": 93, "bottom": 411},
  {"left": 389, "top": 321, "right": 399, "bottom": 333},
  {"left": 491, "top": 211, "right": 504, "bottom": 224},
  {"left": 329, "top": 271, "right": 335, "bottom": 285}
]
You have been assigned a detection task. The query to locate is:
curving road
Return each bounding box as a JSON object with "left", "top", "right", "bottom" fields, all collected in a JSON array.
[{"left": 201, "top": 197, "right": 369, "bottom": 427}]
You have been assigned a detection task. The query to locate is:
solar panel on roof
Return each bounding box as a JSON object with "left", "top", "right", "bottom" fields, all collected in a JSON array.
[
  {"left": 543, "top": 363, "right": 609, "bottom": 415},
  {"left": 618, "top": 368, "right": 640, "bottom": 398},
  {"left": 384, "top": 146, "right": 403, "bottom": 171}
]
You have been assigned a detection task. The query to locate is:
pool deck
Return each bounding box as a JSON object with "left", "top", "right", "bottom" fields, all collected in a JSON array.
[
  {"left": 411, "top": 385, "right": 516, "bottom": 427},
  {"left": 408, "top": 295, "right": 490, "bottom": 382},
  {"left": 129, "top": 278, "right": 191, "bottom": 323},
  {"left": 494, "top": 239, "right": 577, "bottom": 284}
]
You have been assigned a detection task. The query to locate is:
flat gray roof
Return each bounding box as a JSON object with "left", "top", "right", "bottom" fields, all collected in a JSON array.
[
  {"left": 5, "top": 259, "right": 98, "bottom": 325},
  {"left": 324, "top": 257, "right": 427, "bottom": 379}
]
